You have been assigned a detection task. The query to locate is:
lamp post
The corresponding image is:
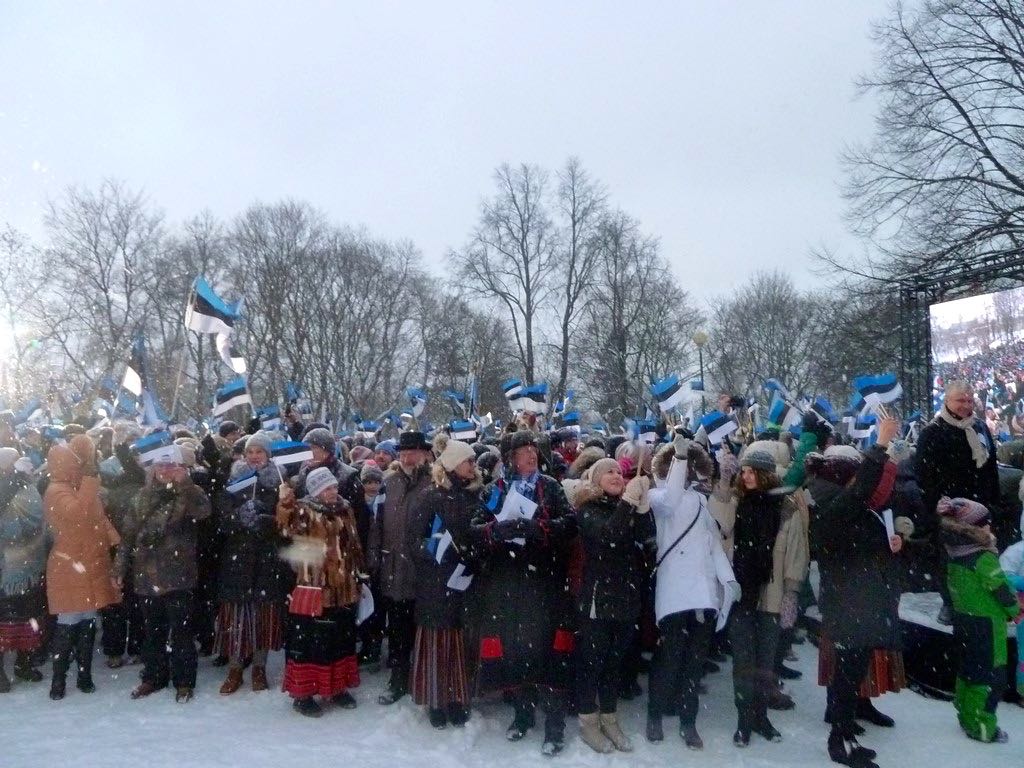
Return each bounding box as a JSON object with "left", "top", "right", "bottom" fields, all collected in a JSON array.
[{"left": 692, "top": 330, "right": 709, "bottom": 415}]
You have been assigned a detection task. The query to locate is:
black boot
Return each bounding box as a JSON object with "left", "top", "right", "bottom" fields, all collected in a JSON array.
[
  {"left": 645, "top": 713, "right": 664, "bottom": 743},
  {"left": 828, "top": 725, "right": 879, "bottom": 767},
  {"left": 429, "top": 708, "right": 448, "bottom": 729},
  {"left": 75, "top": 620, "right": 97, "bottom": 693},
  {"left": 542, "top": 710, "right": 565, "bottom": 756},
  {"left": 50, "top": 624, "right": 76, "bottom": 700},
  {"left": 293, "top": 696, "right": 324, "bottom": 718},
  {"left": 377, "top": 667, "right": 408, "bottom": 705},
  {"left": 14, "top": 651, "right": 43, "bottom": 683},
  {"left": 856, "top": 698, "right": 894, "bottom": 727},
  {"left": 506, "top": 700, "right": 536, "bottom": 741},
  {"left": 447, "top": 703, "right": 470, "bottom": 727}
]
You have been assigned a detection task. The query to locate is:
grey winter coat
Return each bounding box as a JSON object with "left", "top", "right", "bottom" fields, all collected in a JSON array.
[{"left": 368, "top": 462, "right": 433, "bottom": 601}]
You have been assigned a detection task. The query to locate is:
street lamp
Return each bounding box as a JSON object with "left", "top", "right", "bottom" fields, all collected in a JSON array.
[{"left": 692, "top": 330, "right": 709, "bottom": 414}]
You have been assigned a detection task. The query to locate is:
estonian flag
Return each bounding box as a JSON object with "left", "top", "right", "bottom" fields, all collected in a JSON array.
[
  {"left": 284, "top": 381, "right": 303, "bottom": 404},
  {"left": 121, "top": 336, "right": 146, "bottom": 397},
  {"left": 767, "top": 392, "right": 801, "bottom": 430},
  {"left": 519, "top": 383, "right": 548, "bottom": 414},
  {"left": 406, "top": 387, "right": 427, "bottom": 418},
  {"left": 853, "top": 373, "right": 902, "bottom": 411},
  {"left": 700, "top": 410, "right": 739, "bottom": 446},
  {"left": 225, "top": 469, "right": 258, "bottom": 495},
  {"left": 502, "top": 378, "right": 523, "bottom": 399},
  {"left": 185, "top": 277, "right": 241, "bottom": 336},
  {"left": 811, "top": 396, "right": 838, "bottom": 424},
  {"left": 270, "top": 440, "right": 314, "bottom": 467},
  {"left": 443, "top": 390, "right": 467, "bottom": 417},
  {"left": 850, "top": 412, "right": 877, "bottom": 440},
  {"left": 449, "top": 419, "right": 478, "bottom": 442},
  {"left": 213, "top": 377, "right": 252, "bottom": 416},
  {"left": 256, "top": 404, "right": 281, "bottom": 431},
  {"left": 635, "top": 418, "right": 659, "bottom": 444},
  {"left": 651, "top": 374, "right": 686, "bottom": 413},
  {"left": 131, "top": 431, "right": 174, "bottom": 466},
  {"left": 216, "top": 333, "right": 246, "bottom": 374},
  {"left": 561, "top": 410, "right": 580, "bottom": 427}
]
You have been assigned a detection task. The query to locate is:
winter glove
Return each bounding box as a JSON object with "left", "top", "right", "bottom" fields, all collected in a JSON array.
[
  {"left": 622, "top": 476, "right": 651, "bottom": 510},
  {"left": 894, "top": 516, "right": 914, "bottom": 538},
  {"left": 717, "top": 450, "right": 739, "bottom": 485},
  {"left": 238, "top": 499, "right": 265, "bottom": 529},
  {"left": 726, "top": 580, "right": 742, "bottom": 603},
  {"left": 779, "top": 590, "right": 799, "bottom": 630},
  {"left": 672, "top": 433, "right": 692, "bottom": 460},
  {"left": 492, "top": 519, "right": 524, "bottom": 543}
]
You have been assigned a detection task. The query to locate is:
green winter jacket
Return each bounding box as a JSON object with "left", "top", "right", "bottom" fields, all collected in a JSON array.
[{"left": 946, "top": 540, "right": 1017, "bottom": 668}]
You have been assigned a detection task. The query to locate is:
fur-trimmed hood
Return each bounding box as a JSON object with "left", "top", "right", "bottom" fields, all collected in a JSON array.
[
  {"left": 940, "top": 515, "right": 998, "bottom": 558},
  {"left": 430, "top": 461, "right": 483, "bottom": 493}
]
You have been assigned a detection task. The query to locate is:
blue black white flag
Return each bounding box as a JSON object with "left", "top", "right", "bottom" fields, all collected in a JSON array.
[
  {"left": 767, "top": 392, "right": 801, "bottom": 430},
  {"left": 449, "top": 419, "right": 478, "bottom": 442},
  {"left": 225, "top": 469, "right": 258, "bottom": 495},
  {"left": 853, "top": 373, "right": 902, "bottom": 411},
  {"left": 216, "top": 333, "right": 246, "bottom": 374},
  {"left": 651, "top": 374, "right": 686, "bottom": 413},
  {"left": 213, "top": 377, "right": 252, "bottom": 416},
  {"left": 700, "top": 410, "right": 739, "bottom": 446},
  {"left": 270, "top": 440, "right": 314, "bottom": 467},
  {"left": 519, "top": 383, "right": 548, "bottom": 414},
  {"left": 131, "top": 431, "right": 174, "bottom": 466},
  {"left": 443, "top": 390, "right": 467, "bottom": 417},
  {"left": 406, "top": 387, "right": 427, "bottom": 418},
  {"left": 256, "top": 404, "right": 282, "bottom": 431},
  {"left": 185, "top": 277, "right": 241, "bottom": 335}
]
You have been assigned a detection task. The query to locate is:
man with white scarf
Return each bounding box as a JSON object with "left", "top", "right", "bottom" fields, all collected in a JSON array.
[{"left": 916, "top": 380, "right": 1000, "bottom": 623}]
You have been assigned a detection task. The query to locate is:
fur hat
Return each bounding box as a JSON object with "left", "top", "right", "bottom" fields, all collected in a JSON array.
[
  {"left": 303, "top": 428, "right": 335, "bottom": 453},
  {"left": 740, "top": 450, "right": 776, "bottom": 474},
  {"left": 360, "top": 464, "right": 384, "bottom": 484},
  {"left": 350, "top": 445, "right": 374, "bottom": 464},
  {"left": 586, "top": 457, "right": 621, "bottom": 487},
  {"left": 218, "top": 421, "right": 240, "bottom": 438},
  {"left": 397, "top": 431, "right": 431, "bottom": 452},
  {"left": 440, "top": 439, "right": 476, "bottom": 472},
  {"left": 305, "top": 467, "right": 338, "bottom": 498},
  {"left": 245, "top": 432, "right": 273, "bottom": 456}
]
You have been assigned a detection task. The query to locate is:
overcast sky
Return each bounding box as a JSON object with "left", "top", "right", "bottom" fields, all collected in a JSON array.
[{"left": 0, "top": 1, "right": 893, "bottom": 297}]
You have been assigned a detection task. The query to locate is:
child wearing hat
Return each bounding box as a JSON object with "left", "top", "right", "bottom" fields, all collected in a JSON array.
[{"left": 939, "top": 496, "right": 1019, "bottom": 743}]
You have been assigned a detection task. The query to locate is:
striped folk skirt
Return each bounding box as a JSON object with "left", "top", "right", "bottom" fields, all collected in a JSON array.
[
  {"left": 411, "top": 627, "right": 470, "bottom": 709},
  {"left": 214, "top": 600, "right": 283, "bottom": 661},
  {"left": 282, "top": 605, "right": 359, "bottom": 699},
  {"left": 0, "top": 621, "right": 42, "bottom": 652},
  {"left": 818, "top": 635, "right": 906, "bottom": 698}
]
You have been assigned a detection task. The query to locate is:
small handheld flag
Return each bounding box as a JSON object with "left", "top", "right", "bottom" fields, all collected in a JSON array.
[
  {"left": 449, "top": 419, "right": 478, "bottom": 442},
  {"left": 225, "top": 469, "right": 258, "bottom": 495},
  {"left": 131, "top": 431, "right": 174, "bottom": 466},
  {"left": 270, "top": 440, "right": 314, "bottom": 467},
  {"left": 651, "top": 374, "right": 686, "bottom": 413},
  {"left": 700, "top": 410, "right": 739, "bottom": 446}
]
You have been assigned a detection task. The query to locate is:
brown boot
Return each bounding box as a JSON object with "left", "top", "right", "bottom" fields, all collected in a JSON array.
[
  {"left": 219, "top": 667, "right": 244, "bottom": 696},
  {"left": 130, "top": 681, "right": 166, "bottom": 699},
  {"left": 251, "top": 665, "right": 269, "bottom": 692}
]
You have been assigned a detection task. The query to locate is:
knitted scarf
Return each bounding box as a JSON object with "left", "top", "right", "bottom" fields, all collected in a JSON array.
[
  {"left": 936, "top": 407, "right": 990, "bottom": 469},
  {"left": 732, "top": 490, "right": 783, "bottom": 606}
]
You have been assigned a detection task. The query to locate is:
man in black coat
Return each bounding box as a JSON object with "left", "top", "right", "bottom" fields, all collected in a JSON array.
[{"left": 915, "top": 381, "right": 999, "bottom": 622}]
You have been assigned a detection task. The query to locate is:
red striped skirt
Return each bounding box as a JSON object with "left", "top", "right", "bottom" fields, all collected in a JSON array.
[
  {"left": 214, "top": 601, "right": 283, "bottom": 660},
  {"left": 411, "top": 627, "right": 470, "bottom": 709},
  {"left": 283, "top": 656, "right": 359, "bottom": 699},
  {"left": 0, "top": 621, "right": 42, "bottom": 652},
  {"left": 817, "top": 635, "right": 906, "bottom": 697}
]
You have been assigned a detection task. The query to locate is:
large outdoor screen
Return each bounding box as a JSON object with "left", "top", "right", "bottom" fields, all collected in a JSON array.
[{"left": 930, "top": 287, "right": 1024, "bottom": 433}]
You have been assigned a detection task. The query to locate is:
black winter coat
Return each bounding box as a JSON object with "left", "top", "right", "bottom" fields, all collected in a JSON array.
[
  {"left": 468, "top": 473, "right": 577, "bottom": 691},
  {"left": 810, "top": 446, "right": 902, "bottom": 650},
  {"left": 413, "top": 471, "right": 483, "bottom": 628},
  {"left": 576, "top": 491, "right": 653, "bottom": 623},
  {"left": 216, "top": 466, "right": 292, "bottom": 603},
  {"left": 915, "top": 415, "right": 999, "bottom": 519}
]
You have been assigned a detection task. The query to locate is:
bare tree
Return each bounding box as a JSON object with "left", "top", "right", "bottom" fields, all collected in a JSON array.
[
  {"left": 0, "top": 226, "right": 48, "bottom": 402},
  {"left": 548, "top": 157, "right": 606, "bottom": 404},
  {"left": 37, "top": 180, "right": 164, "bottom": 383},
  {"left": 834, "top": 0, "right": 1024, "bottom": 282},
  {"left": 452, "top": 163, "right": 556, "bottom": 382},
  {"left": 708, "top": 271, "right": 827, "bottom": 399}
]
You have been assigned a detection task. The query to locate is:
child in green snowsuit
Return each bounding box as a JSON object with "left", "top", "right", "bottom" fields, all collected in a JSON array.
[{"left": 938, "top": 496, "right": 1018, "bottom": 744}]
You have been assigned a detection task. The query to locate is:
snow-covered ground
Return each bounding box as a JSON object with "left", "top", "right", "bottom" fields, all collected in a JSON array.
[{"left": 1, "top": 638, "right": 1020, "bottom": 768}]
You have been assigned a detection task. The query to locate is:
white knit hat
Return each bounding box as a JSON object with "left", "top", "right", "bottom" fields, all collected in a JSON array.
[
  {"left": 0, "top": 447, "right": 19, "bottom": 471},
  {"left": 306, "top": 467, "right": 338, "bottom": 498},
  {"left": 439, "top": 439, "right": 476, "bottom": 472}
]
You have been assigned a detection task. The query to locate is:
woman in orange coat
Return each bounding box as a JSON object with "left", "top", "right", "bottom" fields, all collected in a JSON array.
[{"left": 44, "top": 435, "right": 120, "bottom": 700}]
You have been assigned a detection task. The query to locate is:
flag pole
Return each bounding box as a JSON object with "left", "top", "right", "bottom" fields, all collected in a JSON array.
[{"left": 171, "top": 282, "right": 197, "bottom": 420}]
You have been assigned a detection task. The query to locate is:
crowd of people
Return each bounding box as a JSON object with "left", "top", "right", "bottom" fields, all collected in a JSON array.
[{"left": 0, "top": 383, "right": 1022, "bottom": 768}]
